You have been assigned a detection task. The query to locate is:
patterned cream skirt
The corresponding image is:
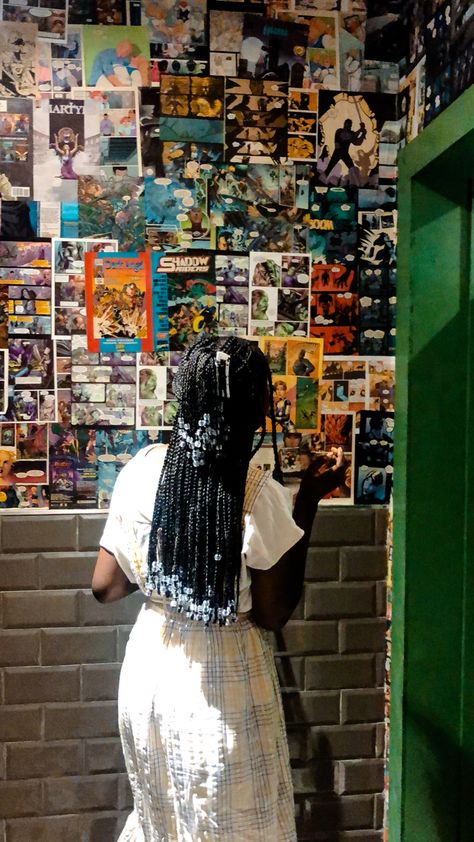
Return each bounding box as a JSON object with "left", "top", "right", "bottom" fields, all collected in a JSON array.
[{"left": 117, "top": 601, "right": 297, "bottom": 842}]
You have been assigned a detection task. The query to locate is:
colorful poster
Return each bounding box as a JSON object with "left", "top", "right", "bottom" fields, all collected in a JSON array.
[
  {"left": 153, "top": 252, "right": 216, "bottom": 364},
  {"left": 33, "top": 96, "right": 101, "bottom": 203},
  {"left": 85, "top": 250, "right": 154, "bottom": 353}
]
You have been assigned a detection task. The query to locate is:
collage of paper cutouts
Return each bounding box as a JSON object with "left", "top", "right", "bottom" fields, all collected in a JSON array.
[{"left": 0, "top": 0, "right": 470, "bottom": 510}]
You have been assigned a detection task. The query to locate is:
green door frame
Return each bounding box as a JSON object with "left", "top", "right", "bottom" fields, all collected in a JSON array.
[{"left": 390, "top": 86, "right": 474, "bottom": 842}]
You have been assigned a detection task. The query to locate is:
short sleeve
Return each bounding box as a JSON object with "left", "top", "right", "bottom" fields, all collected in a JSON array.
[
  {"left": 100, "top": 461, "right": 136, "bottom": 583},
  {"left": 242, "top": 477, "right": 304, "bottom": 571}
]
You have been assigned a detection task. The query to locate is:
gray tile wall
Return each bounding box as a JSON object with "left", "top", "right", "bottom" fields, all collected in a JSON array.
[{"left": 0, "top": 508, "right": 387, "bottom": 841}]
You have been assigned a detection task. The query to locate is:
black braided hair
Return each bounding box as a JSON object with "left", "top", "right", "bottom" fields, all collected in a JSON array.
[{"left": 146, "top": 334, "right": 282, "bottom": 625}]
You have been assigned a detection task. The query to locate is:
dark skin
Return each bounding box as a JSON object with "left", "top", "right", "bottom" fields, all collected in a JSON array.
[{"left": 91, "top": 446, "right": 346, "bottom": 631}]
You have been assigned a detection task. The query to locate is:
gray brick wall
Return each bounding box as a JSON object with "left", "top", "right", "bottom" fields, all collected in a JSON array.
[{"left": 0, "top": 508, "right": 387, "bottom": 841}]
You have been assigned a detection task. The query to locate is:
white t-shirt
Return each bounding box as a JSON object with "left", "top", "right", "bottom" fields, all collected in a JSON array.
[{"left": 100, "top": 444, "right": 304, "bottom": 613}]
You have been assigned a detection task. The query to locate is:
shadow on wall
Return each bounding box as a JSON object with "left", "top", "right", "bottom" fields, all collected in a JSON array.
[
  {"left": 408, "top": 708, "right": 469, "bottom": 841},
  {"left": 274, "top": 630, "right": 342, "bottom": 837}
]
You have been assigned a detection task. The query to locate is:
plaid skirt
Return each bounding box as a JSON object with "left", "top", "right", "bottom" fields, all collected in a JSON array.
[{"left": 117, "top": 600, "right": 297, "bottom": 842}]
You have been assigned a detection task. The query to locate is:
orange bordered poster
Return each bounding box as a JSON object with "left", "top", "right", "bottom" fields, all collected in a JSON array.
[{"left": 85, "top": 251, "right": 154, "bottom": 353}]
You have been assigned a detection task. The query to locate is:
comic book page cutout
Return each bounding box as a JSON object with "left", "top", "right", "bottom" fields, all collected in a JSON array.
[
  {"left": 85, "top": 250, "right": 153, "bottom": 353},
  {"left": 367, "top": 356, "right": 395, "bottom": 412},
  {"left": 53, "top": 237, "right": 117, "bottom": 339},
  {"left": 0, "top": 98, "right": 34, "bottom": 200},
  {"left": 70, "top": 335, "right": 136, "bottom": 428},
  {"left": 72, "top": 87, "right": 142, "bottom": 177},
  {"left": 259, "top": 334, "right": 323, "bottom": 435},
  {"left": 225, "top": 77, "right": 288, "bottom": 164},
  {"left": 51, "top": 26, "right": 83, "bottom": 93},
  {"left": 136, "top": 361, "right": 166, "bottom": 429},
  {"left": 141, "top": 0, "right": 207, "bottom": 61},
  {"left": 355, "top": 409, "right": 394, "bottom": 504},
  {"left": 0, "top": 22, "right": 38, "bottom": 97},
  {"left": 0, "top": 2, "right": 67, "bottom": 44},
  {"left": 210, "top": 9, "right": 244, "bottom": 77},
  {"left": 82, "top": 25, "right": 150, "bottom": 88},
  {"left": 321, "top": 356, "right": 368, "bottom": 412},
  {"left": 276, "top": 8, "right": 340, "bottom": 90},
  {"left": 316, "top": 92, "right": 380, "bottom": 187},
  {"left": 33, "top": 97, "right": 102, "bottom": 204},
  {"left": 239, "top": 15, "right": 308, "bottom": 85}
]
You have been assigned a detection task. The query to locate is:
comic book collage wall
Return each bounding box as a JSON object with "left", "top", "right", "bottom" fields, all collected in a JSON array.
[{"left": 0, "top": 1, "right": 470, "bottom": 512}]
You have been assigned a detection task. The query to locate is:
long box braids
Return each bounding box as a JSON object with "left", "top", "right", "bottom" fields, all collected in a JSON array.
[{"left": 146, "top": 334, "right": 282, "bottom": 625}]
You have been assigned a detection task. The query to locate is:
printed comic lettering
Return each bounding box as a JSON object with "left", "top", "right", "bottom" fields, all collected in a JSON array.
[
  {"left": 49, "top": 103, "right": 85, "bottom": 116},
  {"left": 127, "top": 260, "right": 144, "bottom": 273},
  {"left": 303, "top": 215, "right": 335, "bottom": 231},
  {"left": 158, "top": 256, "right": 210, "bottom": 272},
  {"left": 104, "top": 259, "right": 124, "bottom": 269}
]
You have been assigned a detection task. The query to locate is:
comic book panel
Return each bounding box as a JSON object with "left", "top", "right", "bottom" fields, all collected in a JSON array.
[
  {"left": 368, "top": 358, "right": 395, "bottom": 411},
  {"left": 0, "top": 23, "right": 37, "bottom": 97},
  {"left": 286, "top": 337, "right": 323, "bottom": 379},
  {"left": 249, "top": 253, "right": 281, "bottom": 287},
  {"left": 311, "top": 291, "right": 359, "bottom": 327},
  {"left": 358, "top": 327, "right": 391, "bottom": 355},
  {"left": 316, "top": 92, "right": 378, "bottom": 186},
  {"left": 281, "top": 254, "right": 311, "bottom": 288},
  {"left": 355, "top": 463, "right": 392, "bottom": 504},
  {"left": 310, "top": 324, "right": 358, "bottom": 355},
  {"left": 321, "top": 453, "right": 353, "bottom": 505},
  {"left": 323, "top": 412, "right": 354, "bottom": 450},
  {"left": 9, "top": 337, "right": 53, "bottom": 388},
  {"left": 250, "top": 287, "right": 278, "bottom": 324},
  {"left": 261, "top": 337, "right": 288, "bottom": 375},
  {"left": 215, "top": 255, "right": 249, "bottom": 287},
  {"left": 138, "top": 365, "right": 167, "bottom": 402},
  {"left": 309, "top": 228, "right": 358, "bottom": 264},
  {"left": 311, "top": 263, "right": 357, "bottom": 292},
  {"left": 271, "top": 375, "right": 297, "bottom": 432},
  {"left": 239, "top": 16, "right": 308, "bottom": 86},
  {"left": 277, "top": 288, "right": 309, "bottom": 323},
  {"left": 0, "top": 288, "right": 8, "bottom": 349},
  {"left": 295, "top": 376, "right": 319, "bottom": 430}
]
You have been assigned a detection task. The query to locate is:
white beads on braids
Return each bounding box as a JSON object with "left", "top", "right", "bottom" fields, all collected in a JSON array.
[{"left": 146, "top": 334, "right": 281, "bottom": 625}]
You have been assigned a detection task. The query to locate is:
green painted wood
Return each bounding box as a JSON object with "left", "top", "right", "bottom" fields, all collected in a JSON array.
[{"left": 391, "top": 88, "right": 474, "bottom": 842}]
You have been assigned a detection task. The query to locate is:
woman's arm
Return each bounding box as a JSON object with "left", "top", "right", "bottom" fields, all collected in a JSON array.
[
  {"left": 250, "top": 448, "right": 345, "bottom": 631},
  {"left": 92, "top": 547, "right": 139, "bottom": 603}
]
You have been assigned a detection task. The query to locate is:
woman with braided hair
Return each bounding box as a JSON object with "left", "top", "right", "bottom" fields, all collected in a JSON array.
[{"left": 92, "top": 334, "right": 345, "bottom": 842}]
